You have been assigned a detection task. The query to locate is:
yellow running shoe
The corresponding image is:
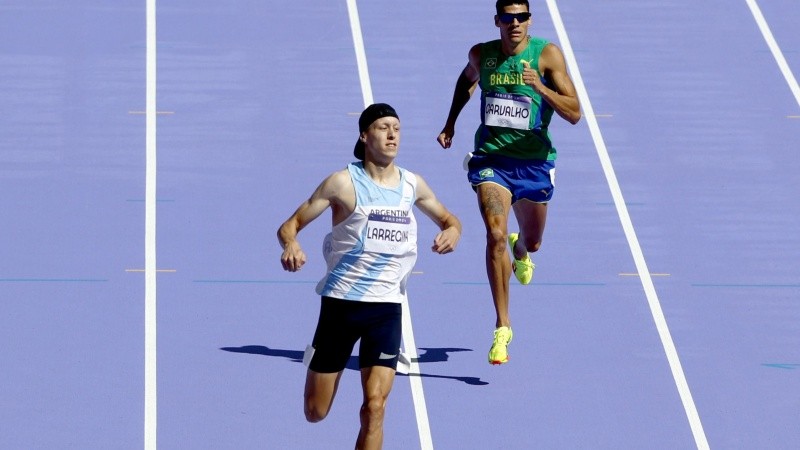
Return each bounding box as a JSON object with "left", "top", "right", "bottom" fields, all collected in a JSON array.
[
  {"left": 508, "top": 233, "right": 534, "bottom": 285},
  {"left": 488, "top": 326, "right": 513, "bottom": 365}
]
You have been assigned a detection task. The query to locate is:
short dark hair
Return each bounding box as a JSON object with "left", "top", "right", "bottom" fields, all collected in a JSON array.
[{"left": 495, "top": 0, "right": 529, "bottom": 15}]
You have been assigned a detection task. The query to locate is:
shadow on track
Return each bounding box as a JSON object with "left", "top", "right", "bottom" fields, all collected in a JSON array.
[{"left": 220, "top": 345, "right": 488, "bottom": 386}]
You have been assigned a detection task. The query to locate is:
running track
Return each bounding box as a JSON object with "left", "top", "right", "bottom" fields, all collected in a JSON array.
[{"left": 1, "top": 1, "right": 798, "bottom": 448}]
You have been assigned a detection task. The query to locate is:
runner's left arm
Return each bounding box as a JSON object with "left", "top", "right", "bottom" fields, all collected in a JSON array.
[
  {"left": 522, "top": 43, "right": 581, "bottom": 124},
  {"left": 414, "top": 175, "right": 462, "bottom": 254}
]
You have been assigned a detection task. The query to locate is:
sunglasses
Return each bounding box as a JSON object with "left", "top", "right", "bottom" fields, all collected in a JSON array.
[{"left": 498, "top": 12, "right": 531, "bottom": 24}]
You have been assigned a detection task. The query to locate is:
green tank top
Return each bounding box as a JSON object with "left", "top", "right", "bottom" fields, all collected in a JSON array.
[{"left": 475, "top": 37, "right": 556, "bottom": 160}]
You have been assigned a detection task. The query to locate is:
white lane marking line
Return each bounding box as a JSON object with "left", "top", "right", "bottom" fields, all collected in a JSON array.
[
  {"left": 144, "top": 0, "right": 158, "bottom": 448},
  {"left": 401, "top": 299, "right": 433, "bottom": 450},
  {"left": 346, "top": 1, "right": 432, "bottom": 448},
  {"left": 346, "top": 0, "right": 374, "bottom": 107},
  {"left": 546, "top": 1, "right": 709, "bottom": 448},
  {"left": 746, "top": 0, "right": 800, "bottom": 109},
  {"left": 126, "top": 269, "right": 176, "bottom": 273}
]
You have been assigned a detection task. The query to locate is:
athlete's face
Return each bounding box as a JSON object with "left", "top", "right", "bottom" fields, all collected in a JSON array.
[
  {"left": 362, "top": 117, "right": 400, "bottom": 162},
  {"left": 495, "top": 4, "right": 531, "bottom": 45}
]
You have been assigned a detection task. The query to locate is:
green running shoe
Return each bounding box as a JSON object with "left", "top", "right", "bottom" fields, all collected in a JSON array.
[
  {"left": 508, "top": 233, "right": 534, "bottom": 285},
  {"left": 488, "top": 326, "right": 513, "bottom": 365}
]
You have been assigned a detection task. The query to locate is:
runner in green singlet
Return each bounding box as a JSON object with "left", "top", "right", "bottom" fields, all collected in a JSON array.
[{"left": 436, "top": 0, "right": 581, "bottom": 365}]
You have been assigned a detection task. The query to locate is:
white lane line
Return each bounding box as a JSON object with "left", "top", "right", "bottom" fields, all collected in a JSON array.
[
  {"left": 346, "top": 0, "right": 374, "bottom": 106},
  {"left": 545, "top": 1, "right": 710, "bottom": 449},
  {"left": 144, "top": 0, "right": 158, "bottom": 448},
  {"left": 401, "top": 300, "right": 433, "bottom": 450},
  {"left": 345, "top": 1, "right": 433, "bottom": 449},
  {"left": 745, "top": 0, "right": 800, "bottom": 109}
]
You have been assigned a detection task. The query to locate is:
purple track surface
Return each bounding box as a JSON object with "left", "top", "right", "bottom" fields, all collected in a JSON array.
[{"left": 1, "top": 1, "right": 798, "bottom": 449}]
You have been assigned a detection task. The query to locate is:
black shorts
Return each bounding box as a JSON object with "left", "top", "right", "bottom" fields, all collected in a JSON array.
[{"left": 308, "top": 296, "right": 402, "bottom": 373}]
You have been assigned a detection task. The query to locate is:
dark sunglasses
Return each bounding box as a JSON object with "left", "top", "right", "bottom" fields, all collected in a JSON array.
[{"left": 498, "top": 12, "right": 531, "bottom": 24}]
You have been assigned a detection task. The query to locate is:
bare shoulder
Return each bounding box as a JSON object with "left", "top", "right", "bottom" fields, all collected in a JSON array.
[
  {"left": 331, "top": 167, "right": 358, "bottom": 208},
  {"left": 321, "top": 166, "right": 349, "bottom": 187},
  {"left": 468, "top": 42, "right": 482, "bottom": 57},
  {"left": 412, "top": 172, "right": 436, "bottom": 201},
  {"left": 463, "top": 44, "right": 482, "bottom": 80},
  {"left": 468, "top": 43, "right": 482, "bottom": 63},
  {"left": 540, "top": 42, "right": 567, "bottom": 68}
]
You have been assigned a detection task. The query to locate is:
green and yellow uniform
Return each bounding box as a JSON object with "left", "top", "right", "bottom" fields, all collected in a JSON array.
[{"left": 475, "top": 36, "right": 556, "bottom": 161}]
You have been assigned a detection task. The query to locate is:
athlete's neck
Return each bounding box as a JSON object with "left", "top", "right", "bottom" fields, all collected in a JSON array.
[
  {"left": 502, "top": 35, "right": 529, "bottom": 56},
  {"left": 364, "top": 161, "right": 400, "bottom": 188}
]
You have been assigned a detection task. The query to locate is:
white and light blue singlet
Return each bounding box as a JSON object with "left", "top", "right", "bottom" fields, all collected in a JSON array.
[{"left": 316, "top": 162, "right": 418, "bottom": 304}]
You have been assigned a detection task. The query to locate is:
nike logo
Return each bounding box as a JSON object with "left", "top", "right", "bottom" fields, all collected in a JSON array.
[{"left": 378, "top": 352, "right": 397, "bottom": 360}]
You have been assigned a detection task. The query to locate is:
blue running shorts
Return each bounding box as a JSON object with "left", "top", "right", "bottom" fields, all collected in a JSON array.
[{"left": 466, "top": 152, "right": 555, "bottom": 204}]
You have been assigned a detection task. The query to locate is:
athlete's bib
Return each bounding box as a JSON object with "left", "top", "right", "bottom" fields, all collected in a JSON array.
[
  {"left": 483, "top": 92, "right": 532, "bottom": 130},
  {"left": 364, "top": 209, "right": 413, "bottom": 255}
]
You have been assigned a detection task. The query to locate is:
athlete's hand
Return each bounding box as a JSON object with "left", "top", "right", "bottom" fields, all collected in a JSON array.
[
  {"left": 437, "top": 127, "right": 455, "bottom": 149},
  {"left": 280, "top": 241, "right": 307, "bottom": 272},
  {"left": 431, "top": 227, "right": 460, "bottom": 254},
  {"left": 521, "top": 61, "right": 545, "bottom": 95}
]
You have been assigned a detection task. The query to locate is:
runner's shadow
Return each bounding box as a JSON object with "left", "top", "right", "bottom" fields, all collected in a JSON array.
[
  {"left": 220, "top": 345, "right": 488, "bottom": 386},
  {"left": 416, "top": 347, "right": 470, "bottom": 363},
  {"left": 220, "top": 345, "right": 359, "bottom": 371},
  {"left": 410, "top": 348, "right": 488, "bottom": 385}
]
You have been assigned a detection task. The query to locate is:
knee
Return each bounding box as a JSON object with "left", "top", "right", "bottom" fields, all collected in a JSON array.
[
  {"left": 525, "top": 238, "right": 542, "bottom": 253},
  {"left": 360, "top": 397, "right": 387, "bottom": 427},
  {"left": 305, "top": 405, "right": 328, "bottom": 423},
  {"left": 486, "top": 227, "right": 507, "bottom": 249}
]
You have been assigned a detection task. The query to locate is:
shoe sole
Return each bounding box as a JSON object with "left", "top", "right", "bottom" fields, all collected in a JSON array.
[{"left": 489, "top": 346, "right": 510, "bottom": 365}]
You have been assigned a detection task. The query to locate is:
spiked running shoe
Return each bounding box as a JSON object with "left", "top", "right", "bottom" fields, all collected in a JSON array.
[
  {"left": 488, "top": 326, "right": 513, "bottom": 365},
  {"left": 508, "top": 233, "right": 534, "bottom": 285}
]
